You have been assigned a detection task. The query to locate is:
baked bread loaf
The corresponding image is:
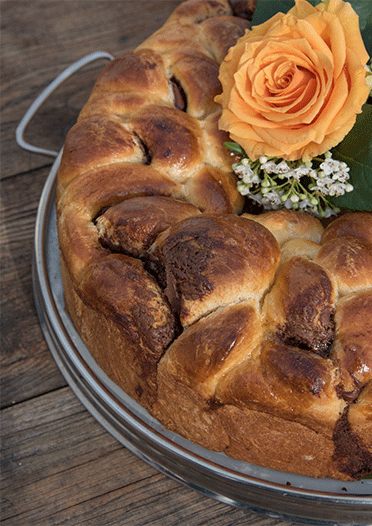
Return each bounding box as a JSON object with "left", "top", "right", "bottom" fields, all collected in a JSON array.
[{"left": 56, "top": 0, "right": 372, "bottom": 481}]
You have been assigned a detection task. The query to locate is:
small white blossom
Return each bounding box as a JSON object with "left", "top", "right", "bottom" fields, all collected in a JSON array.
[
  {"left": 240, "top": 168, "right": 254, "bottom": 182},
  {"left": 262, "top": 190, "right": 282, "bottom": 208},
  {"left": 275, "top": 161, "right": 290, "bottom": 174},
  {"left": 320, "top": 158, "right": 341, "bottom": 175},
  {"left": 294, "top": 165, "right": 311, "bottom": 178},
  {"left": 234, "top": 163, "right": 262, "bottom": 187},
  {"left": 335, "top": 182, "right": 351, "bottom": 196},
  {"left": 299, "top": 198, "right": 312, "bottom": 209},
  {"left": 234, "top": 163, "right": 252, "bottom": 176},
  {"left": 365, "top": 62, "right": 372, "bottom": 93},
  {"left": 316, "top": 177, "right": 334, "bottom": 193},
  {"left": 284, "top": 198, "right": 293, "bottom": 209},
  {"left": 332, "top": 170, "right": 349, "bottom": 183},
  {"left": 324, "top": 207, "right": 337, "bottom": 218},
  {"left": 328, "top": 183, "right": 341, "bottom": 196},
  {"left": 261, "top": 161, "right": 277, "bottom": 173},
  {"left": 245, "top": 173, "right": 261, "bottom": 186},
  {"left": 249, "top": 193, "right": 264, "bottom": 205},
  {"left": 236, "top": 181, "right": 251, "bottom": 195},
  {"left": 250, "top": 190, "right": 283, "bottom": 209},
  {"left": 280, "top": 169, "right": 295, "bottom": 180}
]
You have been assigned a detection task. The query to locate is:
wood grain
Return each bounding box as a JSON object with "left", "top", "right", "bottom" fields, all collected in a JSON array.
[
  {"left": 0, "top": 167, "right": 66, "bottom": 408},
  {"left": 1, "top": 1, "right": 314, "bottom": 524}
]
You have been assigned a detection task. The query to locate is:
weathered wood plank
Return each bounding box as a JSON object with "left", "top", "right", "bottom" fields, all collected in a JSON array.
[
  {"left": 1, "top": 387, "right": 284, "bottom": 526},
  {"left": 1, "top": 0, "right": 181, "bottom": 178},
  {"left": 0, "top": 167, "right": 67, "bottom": 407}
]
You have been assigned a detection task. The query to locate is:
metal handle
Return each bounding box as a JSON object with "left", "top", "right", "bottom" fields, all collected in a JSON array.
[{"left": 16, "top": 51, "right": 114, "bottom": 158}]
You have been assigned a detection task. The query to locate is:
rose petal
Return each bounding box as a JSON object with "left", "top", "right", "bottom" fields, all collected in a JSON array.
[
  {"left": 216, "top": 0, "right": 370, "bottom": 161},
  {"left": 320, "top": 0, "right": 369, "bottom": 66}
]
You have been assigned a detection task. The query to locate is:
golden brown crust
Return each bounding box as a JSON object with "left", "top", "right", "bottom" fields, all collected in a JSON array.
[
  {"left": 348, "top": 381, "right": 372, "bottom": 455},
  {"left": 57, "top": 162, "right": 183, "bottom": 280},
  {"left": 56, "top": 0, "right": 372, "bottom": 480},
  {"left": 181, "top": 165, "right": 244, "bottom": 212},
  {"left": 280, "top": 238, "right": 321, "bottom": 262},
  {"left": 199, "top": 15, "right": 252, "bottom": 61},
  {"left": 57, "top": 116, "right": 144, "bottom": 190},
  {"left": 321, "top": 211, "right": 372, "bottom": 246},
  {"left": 148, "top": 214, "right": 280, "bottom": 326},
  {"left": 332, "top": 290, "right": 372, "bottom": 398},
  {"left": 154, "top": 370, "right": 230, "bottom": 451},
  {"left": 91, "top": 49, "right": 170, "bottom": 98},
  {"left": 130, "top": 105, "right": 205, "bottom": 181},
  {"left": 215, "top": 338, "right": 345, "bottom": 436},
  {"left": 167, "top": 51, "right": 221, "bottom": 118},
  {"left": 333, "top": 383, "right": 372, "bottom": 479},
  {"left": 243, "top": 209, "right": 324, "bottom": 246},
  {"left": 60, "top": 257, "right": 170, "bottom": 408},
  {"left": 96, "top": 196, "right": 202, "bottom": 257},
  {"left": 316, "top": 212, "right": 372, "bottom": 298},
  {"left": 62, "top": 254, "right": 177, "bottom": 408},
  {"left": 315, "top": 236, "right": 372, "bottom": 296},
  {"left": 158, "top": 302, "right": 261, "bottom": 396},
  {"left": 218, "top": 405, "right": 348, "bottom": 479},
  {"left": 262, "top": 256, "right": 338, "bottom": 356}
]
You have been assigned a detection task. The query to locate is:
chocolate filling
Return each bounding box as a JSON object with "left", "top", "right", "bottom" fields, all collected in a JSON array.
[
  {"left": 333, "top": 408, "right": 372, "bottom": 479},
  {"left": 228, "top": 0, "right": 256, "bottom": 20},
  {"left": 171, "top": 76, "right": 187, "bottom": 112}
]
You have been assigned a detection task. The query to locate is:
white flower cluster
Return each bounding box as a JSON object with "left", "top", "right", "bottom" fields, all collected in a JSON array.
[
  {"left": 366, "top": 61, "right": 372, "bottom": 94},
  {"left": 233, "top": 151, "right": 354, "bottom": 218}
]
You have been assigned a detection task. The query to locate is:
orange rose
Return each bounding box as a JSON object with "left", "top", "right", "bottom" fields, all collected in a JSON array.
[{"left": 216, "top": 0, "right": 370, "bottom": 161}]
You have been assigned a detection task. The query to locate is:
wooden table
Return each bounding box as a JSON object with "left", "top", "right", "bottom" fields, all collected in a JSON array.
[{"left": 0, "top": 2, "right": 337, "bottom": 525}]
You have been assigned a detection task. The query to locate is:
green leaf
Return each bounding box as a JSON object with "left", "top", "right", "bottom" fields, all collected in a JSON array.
[
  {"left": 250, "top": 0, "right": 295, "bottom": 25},
  {"left": 360, "top": 11, "right": 372, "bottom": 58},
  {"left": 347, "top": 0, "right": 372, "bottom": 57},
  {"left": 349, "top": 0, "right": 372, "bottom": 32},
  {"left": 224, "top": 142, "right": 246, "bottom": 156},
  {"left": 328, "top": 103, "right": 372, "bottom": 212}
]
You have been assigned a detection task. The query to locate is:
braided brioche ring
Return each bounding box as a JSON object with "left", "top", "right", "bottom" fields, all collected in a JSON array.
[{"left": 56, "top": 0, "right": 372, "bottom": 480}]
